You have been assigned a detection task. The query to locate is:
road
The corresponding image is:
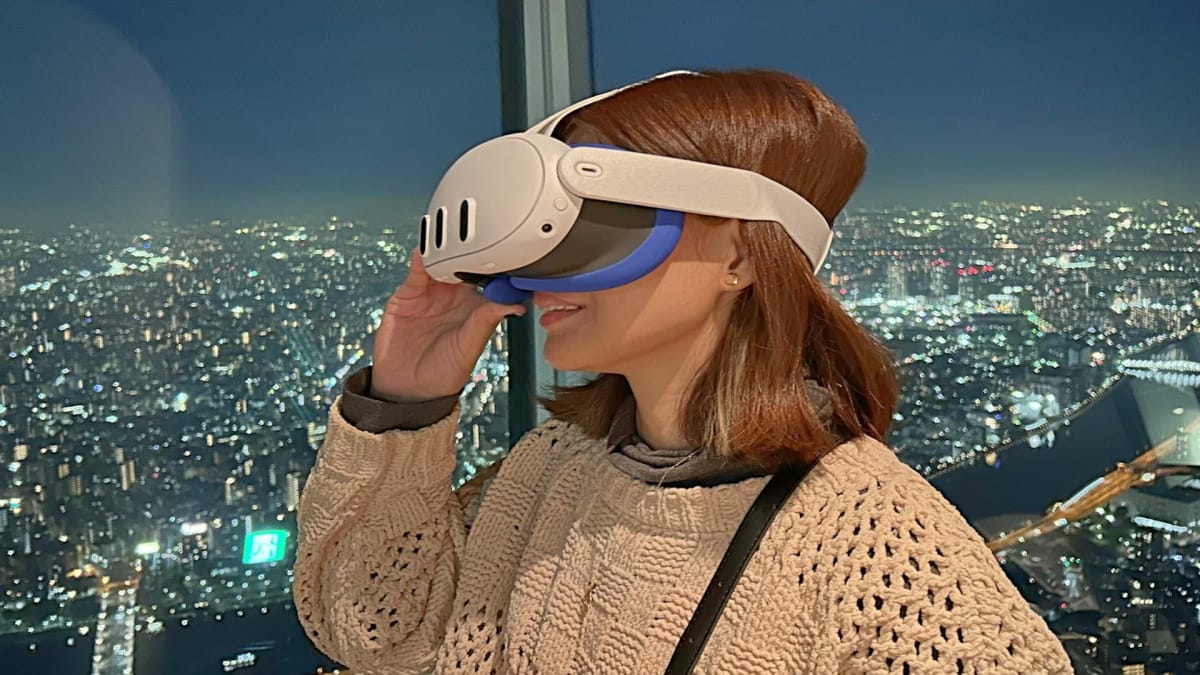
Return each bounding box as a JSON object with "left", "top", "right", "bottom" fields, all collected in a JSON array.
[{"left": 91, "top": 576, "right": 138, "bottom": 675}]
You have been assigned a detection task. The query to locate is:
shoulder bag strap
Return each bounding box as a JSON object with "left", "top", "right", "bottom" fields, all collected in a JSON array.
[{"left": 663, "top": 460, "right": 815, "bottom": 674}]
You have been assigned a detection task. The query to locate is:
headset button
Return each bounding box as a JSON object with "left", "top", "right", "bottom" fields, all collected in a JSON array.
[
  {"left": 575, "top": 162, "right": 602, "bottom": 177},
  {"left": 553, "top": 198, "right": 568, "bottom": 211}
]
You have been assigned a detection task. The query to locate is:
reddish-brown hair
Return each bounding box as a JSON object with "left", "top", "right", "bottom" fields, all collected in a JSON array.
[{"left": 537, "top": 69, "right": 899, "bottom": 471}]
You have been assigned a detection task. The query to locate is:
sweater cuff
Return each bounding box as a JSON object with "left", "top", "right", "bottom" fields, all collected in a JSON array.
[
  {"left": 339, "top": 365, "right": 462, "bottom": 434},
  {"left": 322, "top": 390, "right": 462, "bottom": 488}
]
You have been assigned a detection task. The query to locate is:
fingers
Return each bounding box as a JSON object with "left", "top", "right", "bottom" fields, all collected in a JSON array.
[
  {"left": 404, "top": 250, "right": 432, "bottom": 289},
  {"left": 459, "top": 302, "right": 526, "bottom": 363},
  {"left": 391, "top": 250, "right": 434, "bottom": 301}
]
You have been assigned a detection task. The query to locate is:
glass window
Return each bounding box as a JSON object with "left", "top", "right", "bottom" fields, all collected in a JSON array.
[
  {"left": 0, "top": 1, "right": 503, "bottom": 671},
  {"left": 591, "top": 2, "right": 1199, "bottom": 671}
]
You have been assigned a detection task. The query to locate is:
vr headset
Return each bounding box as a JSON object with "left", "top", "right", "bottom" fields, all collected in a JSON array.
[{"left": 418, "top": 70, "right": 833, "bottom": 304}]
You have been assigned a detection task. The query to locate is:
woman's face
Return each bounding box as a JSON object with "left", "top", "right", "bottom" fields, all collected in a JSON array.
[{"left": 533, "top": 214, "right": 751, "bottom": 377}]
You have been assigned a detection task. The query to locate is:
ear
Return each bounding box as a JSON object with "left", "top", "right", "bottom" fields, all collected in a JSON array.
[{"left": 723, "top": 219, "right": 755, "bottom": 288}]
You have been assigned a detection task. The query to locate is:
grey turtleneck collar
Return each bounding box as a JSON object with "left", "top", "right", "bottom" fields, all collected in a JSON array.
[{"left": 604, "top": 380, "right": 837, "bottom": 488}]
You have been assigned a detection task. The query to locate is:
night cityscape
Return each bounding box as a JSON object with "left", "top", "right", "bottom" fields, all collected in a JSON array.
[
  {"left": 4, "top": 0, "right": 1198, "bottom": 673},
  {"left": 0, "top": 199, "right": 1197, "bottom": 673}
]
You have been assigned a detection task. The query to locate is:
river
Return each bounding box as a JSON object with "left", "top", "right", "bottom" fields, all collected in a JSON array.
[{"left": 931, "top": 332, "right": 1200, "bottom": 522}]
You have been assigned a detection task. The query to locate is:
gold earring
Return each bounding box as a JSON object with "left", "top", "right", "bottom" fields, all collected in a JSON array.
[{"left": 725, "top": 272, "right": 740, "bottom": 286}]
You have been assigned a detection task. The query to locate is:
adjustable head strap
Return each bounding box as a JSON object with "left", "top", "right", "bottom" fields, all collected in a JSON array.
[
  {"left": 527, "top": 69, "right": 834, "bottom": 271},
  {"left": 559, "top": 146, "right": 833, "bottom": 270}
]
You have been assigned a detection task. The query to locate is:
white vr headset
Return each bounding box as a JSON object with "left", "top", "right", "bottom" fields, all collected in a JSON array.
[{"left": 418, "top": 70, "right": 834, "bottom": 304}]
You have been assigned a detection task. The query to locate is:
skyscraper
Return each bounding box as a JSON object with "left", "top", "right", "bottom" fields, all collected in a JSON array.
[
  {"left": 285, "top": 472, "right": 301, "bottom": 513},
  {"left": 888, "top": 263, "right": 908, "bottom": 302}
]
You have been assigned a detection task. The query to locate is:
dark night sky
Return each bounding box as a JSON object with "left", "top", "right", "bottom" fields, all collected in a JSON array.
[{"left": 1, "top": 0, "right": 1196, "bottom": 232}]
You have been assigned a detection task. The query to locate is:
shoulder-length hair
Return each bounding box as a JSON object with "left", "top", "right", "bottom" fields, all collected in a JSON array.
[{"left": 537, "top": 69, "right": 900, "bottom": 471}]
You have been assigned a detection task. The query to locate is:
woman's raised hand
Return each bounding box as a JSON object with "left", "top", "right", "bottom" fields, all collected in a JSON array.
[{"left": 369, "top": 251, "right": 526, "bottom": 402}]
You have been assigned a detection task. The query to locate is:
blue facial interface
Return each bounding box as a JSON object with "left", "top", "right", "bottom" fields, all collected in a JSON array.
[{"left": 481, "top": 208, "right": 684, "bottom": 304}]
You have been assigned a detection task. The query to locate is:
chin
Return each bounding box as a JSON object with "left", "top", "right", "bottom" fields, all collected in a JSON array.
[
  {"left": 543, "top": 342, "right": 598, "bottom": 374},
  {"left": 544, "top": 353, "right": 588, "bottom": 373}
]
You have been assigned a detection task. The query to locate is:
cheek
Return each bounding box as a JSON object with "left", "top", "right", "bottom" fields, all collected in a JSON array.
[
  {"left": 541, "top": 264, "right": 719, "bottom": 369},
  {"left": 626, "top": 291, "right": 706, "bottom": 334},
  {"left": 594, "top": 287, "right": 711, "bottom": 351}
]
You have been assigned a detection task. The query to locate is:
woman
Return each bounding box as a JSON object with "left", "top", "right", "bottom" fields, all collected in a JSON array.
[{"left": 293, "top": 70, "right": 1072, "bottom": 674}]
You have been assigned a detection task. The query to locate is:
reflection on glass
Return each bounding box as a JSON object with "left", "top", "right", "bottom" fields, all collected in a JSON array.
[{"left": 0, "top": 1, "right": 502, "bottom": 673}]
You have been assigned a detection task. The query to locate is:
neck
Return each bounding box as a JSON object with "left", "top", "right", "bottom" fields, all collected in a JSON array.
[{"left": 616, "top": 324, "right": 723, "bottom": 451}]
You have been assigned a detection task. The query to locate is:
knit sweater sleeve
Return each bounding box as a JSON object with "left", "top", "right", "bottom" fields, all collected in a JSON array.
[
  {"left": 816, "top": 464, "right": 1072, "bottom": 674},
  {"left": 292, "top": 392, "right": 472, "bottom": 675}
]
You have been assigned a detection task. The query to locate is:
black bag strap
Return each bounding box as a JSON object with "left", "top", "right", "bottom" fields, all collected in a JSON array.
[{"left": 664, "top": 460, "right": 815, "bottom": 674}]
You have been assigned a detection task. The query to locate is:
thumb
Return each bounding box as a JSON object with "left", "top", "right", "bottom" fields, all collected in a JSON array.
[{"left": 458, "top": 302, "right": 526, "bottom": 361}]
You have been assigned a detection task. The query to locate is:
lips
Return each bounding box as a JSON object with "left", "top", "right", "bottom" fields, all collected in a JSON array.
[
  {"left": 538, "top": 305, "right": 584, "bottom": 328},
  {"left": 537, "top": 299, "right": 588, "bottom": 309},
  {"left": 532, "top": 293, "right": 587, "bottom": 311}
]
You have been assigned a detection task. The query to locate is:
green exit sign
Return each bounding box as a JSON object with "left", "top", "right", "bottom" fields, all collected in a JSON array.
[{"left": 242, "top": 530, "right": 289, "bottom": 564}]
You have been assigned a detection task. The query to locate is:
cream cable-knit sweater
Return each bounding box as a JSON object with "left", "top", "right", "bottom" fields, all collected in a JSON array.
[{"left": 294, "top": 396, "right": 1072, "bottom": 674}]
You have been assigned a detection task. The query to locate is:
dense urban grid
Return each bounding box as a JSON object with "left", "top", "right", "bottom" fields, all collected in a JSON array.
[{"left": 1, "top": 198, "right": 1198, "bottom": 674}]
